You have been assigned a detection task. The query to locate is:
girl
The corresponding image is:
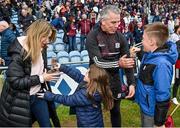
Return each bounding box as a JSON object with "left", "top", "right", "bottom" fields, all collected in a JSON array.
[{"left": 38, "top": 64, "right": 114, "bottom": 127}]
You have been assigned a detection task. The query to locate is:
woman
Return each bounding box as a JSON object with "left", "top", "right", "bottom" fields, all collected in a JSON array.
[
  {"left": 38, "top": 64, "right": 114, "bottom": 127},
  {"left": 0, "top": 20, "right": 60, "bottom": 127}
]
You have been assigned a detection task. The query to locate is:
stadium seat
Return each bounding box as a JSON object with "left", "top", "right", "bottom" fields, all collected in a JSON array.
[
  {"left": 47, "top": 44, "right": 54, "bottom": 52},
  {"left": 54, "top": 37, "right": 63, "bottom": 44},
  {"left": 47, "top": 51, "right": 57, "bottom": 66},
  {"left": 81, "top": 50, "right": 89, "bottom": 62},
  {"left": 47, "top": 51, "right": 56, "bottom": 58},
  {"left": 56, "top": 33, "right": 64, "bottom": 39},
  {"left": 54, "top": 43, "right": 66, "bottom": 52},
  {"left": 69, "top": 50, "right": 81, "bottom": 62},
  {"left": 57, "top": 51, "right": 69, "bottom": 64}
]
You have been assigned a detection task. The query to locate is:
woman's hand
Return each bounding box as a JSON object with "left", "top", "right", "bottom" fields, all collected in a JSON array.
[{"left": 42, "top": 69, "right": 61, "bottom": 82}]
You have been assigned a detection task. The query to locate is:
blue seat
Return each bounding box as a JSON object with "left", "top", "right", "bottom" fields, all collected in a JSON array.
[
  {"left": 69, "top": 50, "right": 81, "bottom": 62},
  {"left": 56, "top": 33, "right": 64, "bottom": 39},
  {"left": 81, "top": 50, "right": 89, "bottom": 62},
  {"left": 54, "top": 37, "right": 63, "bottom": 44},
  {"left": 57, "top": 51, "right": 69, "bottom": 64},
  {"left": 47, "top": 44, "right": 54, "bottom": 52},
  {"left": 47, "top": 51, "right": 57, "bottom": 67},
  {"left": 47, "top": 51, "right": 56, "bottom": 58},
  {"left": 54, "top": 43, "right": 65, "bottom": 52}
]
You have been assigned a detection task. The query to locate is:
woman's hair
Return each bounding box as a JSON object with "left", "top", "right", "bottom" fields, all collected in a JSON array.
[
  {"left": 144, "top": 22, "right": 169, "bottom": 47},
  {"left": 86, "top": 64, "right": 114, "bottom": 110},
  {"left": 24, "top": 19, "right": 56, "bottom": 63}
]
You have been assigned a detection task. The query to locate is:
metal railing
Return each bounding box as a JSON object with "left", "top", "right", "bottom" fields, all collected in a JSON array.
[{"left": 0, "top": 61, "right": 89, "bottom": 70}]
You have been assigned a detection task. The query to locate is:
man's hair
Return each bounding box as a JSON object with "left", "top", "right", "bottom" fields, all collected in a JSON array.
[
  {"left": 98, "top": 5, "right": 120, "bottom": 21},
  {"left": 144, "top": 22, "right": 169, "bottom": 47}
]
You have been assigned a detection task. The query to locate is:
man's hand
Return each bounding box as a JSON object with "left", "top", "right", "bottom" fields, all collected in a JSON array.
[
  {"left": 125, "top": 85, "right": 135, "bottom": 99},
  {"left": 118, "top": 54, "right": 135, "bottom": 68}
]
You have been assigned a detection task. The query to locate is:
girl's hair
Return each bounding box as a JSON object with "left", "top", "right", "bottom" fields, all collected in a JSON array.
[
  {"left": 86, "top": 64, "right": 114, "bottom": 110},
  {"left": 24, "top": 19, "right": 56, "bottom": 63}
]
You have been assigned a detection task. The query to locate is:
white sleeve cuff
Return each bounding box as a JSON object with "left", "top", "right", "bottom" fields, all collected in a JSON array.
[{"left": 39, "top": 75, "right": 44, "bottom": 83}]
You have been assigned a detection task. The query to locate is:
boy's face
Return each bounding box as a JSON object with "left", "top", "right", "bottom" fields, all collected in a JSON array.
[{"left": 142, "top": 32, "right": 153, "bottom": 52}]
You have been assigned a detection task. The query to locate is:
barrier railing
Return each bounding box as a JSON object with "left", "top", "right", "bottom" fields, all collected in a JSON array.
[{"left": 0, "top": 61, "right": 89, "bottom": 70}]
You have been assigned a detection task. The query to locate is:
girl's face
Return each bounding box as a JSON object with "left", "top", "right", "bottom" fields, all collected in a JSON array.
[
  {"left": 84, "top": 69, "right": 90, "bottom": 84},
  {"left": 40, "top": 31, "right": 52, "bottom": 48}
]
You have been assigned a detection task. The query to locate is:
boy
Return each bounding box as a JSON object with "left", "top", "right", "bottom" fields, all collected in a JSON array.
[{"left": 135, "top": 22, "right": 178, "bottom": 127}]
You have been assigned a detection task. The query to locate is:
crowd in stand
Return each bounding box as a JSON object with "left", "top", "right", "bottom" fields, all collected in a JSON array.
[{"left": 0, "top": 0, "right": 179, "bottom": 54}]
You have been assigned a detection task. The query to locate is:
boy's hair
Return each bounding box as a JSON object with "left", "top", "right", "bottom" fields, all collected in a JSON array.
[
  {"left": 144, "top": 22, "right": 169, "bottom": 47},
  {"left": 86, "top": 64, "right": 114, "bottom": 110}
]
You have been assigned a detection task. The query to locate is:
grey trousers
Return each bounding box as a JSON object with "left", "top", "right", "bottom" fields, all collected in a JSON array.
[{"left": 141, "top": 111, "right": 154, "bottom": 127}]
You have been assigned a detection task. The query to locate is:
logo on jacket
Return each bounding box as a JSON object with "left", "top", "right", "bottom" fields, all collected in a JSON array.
[{"left": 115, "top": 42, "right": 120, "bottom": 48}]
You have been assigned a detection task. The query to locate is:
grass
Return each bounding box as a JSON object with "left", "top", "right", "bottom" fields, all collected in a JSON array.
[{"left": 33, "top": 98, "right": 180, "bottom": 127}]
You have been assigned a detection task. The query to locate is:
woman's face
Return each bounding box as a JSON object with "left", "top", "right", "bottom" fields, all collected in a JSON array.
[{"left": 40, "top": 31, "right": 52, "bottom": 48}]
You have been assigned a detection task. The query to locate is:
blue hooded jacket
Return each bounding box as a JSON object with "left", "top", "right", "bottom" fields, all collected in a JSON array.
[{"left": 135, "top": 41, "right": 178, "bottom": 116}]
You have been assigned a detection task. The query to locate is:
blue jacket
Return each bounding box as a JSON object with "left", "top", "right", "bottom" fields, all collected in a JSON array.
[
  {"left": 44, "top": 65, "right": 104, "bottom": 127},
  {"left": 0, "top": 28, "right": 16, "bottom": 65},
  {"left": 135, "top": 41, "right": 178, "bottom": 116}
]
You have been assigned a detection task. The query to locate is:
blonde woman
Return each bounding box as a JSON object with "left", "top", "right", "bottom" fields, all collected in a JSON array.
[{"left": 0, "top": 20, "right": 60, "bottom": 127}]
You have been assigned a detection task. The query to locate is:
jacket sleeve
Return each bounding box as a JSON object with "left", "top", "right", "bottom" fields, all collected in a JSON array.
[
  {"left": 44, "top": 89, "right": 93, "bottom": 106},
  {"left": 118, "top": 33, "right": 136, "bottom": 86},
  {"left": 86, "top": 30, "right": 119, "bottom": 68},
  {"left": 6, "top": 53, "right": 41, "bottom": 90},
  {"left": 5, "top": 28, "right": 16, "bottom": 43},
  {"left": 153, "top": 63, "right": 171, "bottom": 126},
  {"left": 59, "top": 64, "right": 84, "bottom": 83}
]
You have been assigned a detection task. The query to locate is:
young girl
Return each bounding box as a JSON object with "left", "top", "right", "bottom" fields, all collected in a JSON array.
[{"left": 38, "top": 64, "right": 114, "bottom": 127}]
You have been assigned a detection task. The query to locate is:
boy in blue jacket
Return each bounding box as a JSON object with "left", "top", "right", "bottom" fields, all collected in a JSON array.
[
  {"left": 135, "top": 22, "right": 178, "bottom": 127},
  {"left": 38, "top": 64, "right": 114, "bottom": 127}
]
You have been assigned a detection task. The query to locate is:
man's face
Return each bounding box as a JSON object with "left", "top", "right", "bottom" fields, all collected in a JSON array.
[{"left": 101, "top": 12, "right": 120, "bottom": 34}]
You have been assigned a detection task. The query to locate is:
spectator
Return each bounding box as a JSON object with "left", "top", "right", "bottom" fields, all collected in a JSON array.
[
  {"left": 133, "top": 21, "right": 143, "bottom": 44},
  {"left": 78, "top": 14, "right": 91, "bottom": 51},
  {"left": 86, "top": 5, "right": 136, "bottom": 127},
  {"left": 135, "top": 22, "right": 178, "bottom": 127},
  {"left": 9, "top": 23, "right": 20, "bottom": 37},
  {"left": 0, "top": 20, "right": 60, "bottom": 127},
  {"left": 0, "top": 20, "right": 16, "bottom": 65},
  {"left": 169, "top": 25, "right": 180, "bottom": 43},
  {"left": 18, "top": 8, "right": 34, "bottom": 32},
  {"left": 64, "top": 15, "right": 77, "bottom": 52}
]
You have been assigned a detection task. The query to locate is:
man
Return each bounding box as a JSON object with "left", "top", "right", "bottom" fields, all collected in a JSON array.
[
  {"left": 86, "top": 5, "right": 136, "bottom": 127},
  {"left": 78, "top": 14, "right": 91, "bottom": 51},
  {"left": 135, "top": 22, "right": 178, "bottom": 127},
  {"left": 0, "top": 20, "right": 16, "bottom": 65}
]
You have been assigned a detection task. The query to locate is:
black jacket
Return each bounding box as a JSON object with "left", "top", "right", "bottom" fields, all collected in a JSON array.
[{"left": 0, "top": 38, "right": 60, "bottom": 126}]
